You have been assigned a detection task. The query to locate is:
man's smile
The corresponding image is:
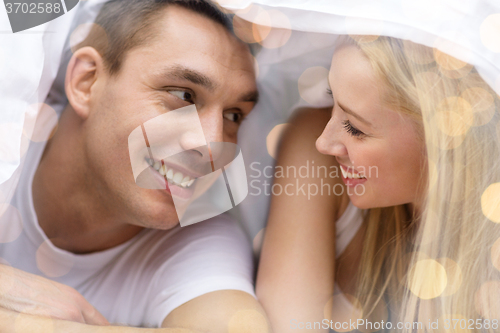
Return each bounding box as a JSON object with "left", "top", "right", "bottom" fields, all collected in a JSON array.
[{"left": 146, "top": 157, "right": 197, "bottom": 188}]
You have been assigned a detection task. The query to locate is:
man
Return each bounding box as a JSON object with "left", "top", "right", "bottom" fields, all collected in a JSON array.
[{"left": 0, "top": 0, "right": 269, "bottom": 331}]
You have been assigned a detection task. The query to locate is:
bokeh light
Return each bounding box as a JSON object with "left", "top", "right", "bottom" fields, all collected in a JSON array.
[
  {"left": 324, "top": 293, "right": 363, "bottom": 332},
  {"left": 266, "top": 123, "right": 290, "bottom": 159},
  {"left": 434, "top": 48, "right": 467, "bottom": 71},
  {"left": 233, "top": 5, "right": 271, "bottom": 44},
  {"left": 437, "top": 258, "right": 462, "bottom": 297},
  {"left": 441, "top": 63, "right": 473, "bottom": 80},
  {"left": 298, "top": 66, "right": 332, "bottom": 107},
  {"left": 460, "top": 87, "right": 495, "bottom": 127},
  {"left": 228, "top": 309, "right": 269, "bottom": 333},
  {"left": 251, "top": 9, "right": 272, "bottom": 43},
  {"left": 233, "top": 16, "right": 257, "bottom": 44},
  {"left": 0, "top": 204, "right": 23, "bottom": 244},
  {"left": 480, "top": 14, "right": 500, "bottom": 53},
  {"left": 398, "top": 251, "right": 430, "bottom": 284},
  {"left": 408, "top": 259, "right": 448, "bottom": 300},
  {"left": 481, "top": 183, "right": 500, "bottom": 223},
  {"left": 258, "top": 10, "right": 292, "bottom": 49},
  {"left": 404, "top": 40, "right": 435, "bottom": 65},
  {"left": 434, "top": 97, "right": 474, "bottom": 137},
  {"left": 252, "top": 228, "right": 265, "bottom": 257},
  {"left": 36, "top": 239, "right": 74, "bottom": 277},
  {"left": 23, "top": 103, "right": 58, "bottom": 143},
  {"left": 491, "top": 237, "right": 500, "bottom": 272},
  {"left": 434, "top": 47, "right": 473, "bottom": 79},
  {"left": 475, "top": 280, "right": 500, "bottom": 320}
]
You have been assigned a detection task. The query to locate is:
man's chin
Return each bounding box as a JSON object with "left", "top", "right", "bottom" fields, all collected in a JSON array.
[{"left": 140, "top": 213, "right": 180, "bottom": 230}]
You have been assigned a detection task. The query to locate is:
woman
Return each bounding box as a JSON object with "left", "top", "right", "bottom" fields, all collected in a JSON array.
[{"left": 257, "top": 36, "right": 500, "bottom": 332}]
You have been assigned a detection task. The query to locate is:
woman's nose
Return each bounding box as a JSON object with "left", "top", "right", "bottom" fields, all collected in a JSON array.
[{"left": 315, "top": 116, "right": 348, "bottom": 157}]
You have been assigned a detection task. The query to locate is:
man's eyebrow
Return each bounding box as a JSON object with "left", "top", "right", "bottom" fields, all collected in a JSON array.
[
  {"left": 337, "top": 102, "right": 372, "bottom": 126},
  {"left": 161, "top": 65, "right": 217, "bottom": 91},
  {"left": 239, "top": 90, "right": 259, "bottom": 104}
]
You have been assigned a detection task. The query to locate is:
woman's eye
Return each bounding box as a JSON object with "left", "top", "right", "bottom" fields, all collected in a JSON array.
[
  {"left": 168, "top": 90, "right": 194, "bottom": 103},
  {"left": 223, "top": 112, "right": 243, "bottom": 123},
  {"left": 342, "top": 120, "right": 365, "bottom": 138}
]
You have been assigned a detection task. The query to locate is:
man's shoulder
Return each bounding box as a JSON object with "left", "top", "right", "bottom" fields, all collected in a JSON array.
[{"left": 135, "top": 213, "right": 251, "bottom": 264}]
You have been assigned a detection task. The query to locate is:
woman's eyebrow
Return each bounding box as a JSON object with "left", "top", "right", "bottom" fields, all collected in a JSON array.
[{"left": 337, "top": 102, "right": 372, "bottom": 126}]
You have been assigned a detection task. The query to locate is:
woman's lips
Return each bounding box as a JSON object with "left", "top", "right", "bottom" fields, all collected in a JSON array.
[{"left": 339, "top": 164, "right": 367, "bottom": 187}]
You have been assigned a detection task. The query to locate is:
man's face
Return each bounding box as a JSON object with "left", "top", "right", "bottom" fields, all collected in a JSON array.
[{"left": 82, "top": 6, "right": 257, "bottom": 230}]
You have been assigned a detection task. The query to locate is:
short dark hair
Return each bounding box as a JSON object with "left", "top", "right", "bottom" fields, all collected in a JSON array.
[{"left": 78, "top": 0, "right": 232, "bottom": 75}]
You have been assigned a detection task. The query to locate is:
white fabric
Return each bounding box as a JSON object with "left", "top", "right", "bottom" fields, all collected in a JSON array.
[{"left": 0, "top": 138, "right": 255, "bottom": 328}]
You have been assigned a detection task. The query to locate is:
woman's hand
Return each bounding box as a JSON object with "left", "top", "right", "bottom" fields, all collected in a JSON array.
[{"left": 0, "top": 264, "right": 109, "bottom": 325}]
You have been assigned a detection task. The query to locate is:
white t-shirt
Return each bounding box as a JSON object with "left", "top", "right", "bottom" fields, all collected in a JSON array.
[{"left": 0, "top": 139, "right": 255, "bottom": 327}]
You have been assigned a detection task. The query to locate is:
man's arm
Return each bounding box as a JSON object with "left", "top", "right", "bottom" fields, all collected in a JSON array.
[
  {"left": 162, "top": 290, "right": 271, "bottom": 333},
  {"left": 0, "top": 307, "right": 196, "bottom": 333},
  {"left": 0, "top": 290, "right": 270, "bottom": 333}
]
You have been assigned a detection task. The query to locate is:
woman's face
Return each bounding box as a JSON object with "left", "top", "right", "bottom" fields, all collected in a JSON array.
[{"left": 316, "top": 44, "right": 426, "bottom": 210}]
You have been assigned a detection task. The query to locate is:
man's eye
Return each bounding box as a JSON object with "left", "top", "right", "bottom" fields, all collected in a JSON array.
[
  {"left": 223, "top": 112, "right": 243, "bottom": 123},
  {"left": 168, "top": 90, "right": 194, "bottom": 103}
]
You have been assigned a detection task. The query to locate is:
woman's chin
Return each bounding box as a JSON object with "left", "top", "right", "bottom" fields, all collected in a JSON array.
[{"left": 347, "top": 194, "right": 377, "bottom": 210}]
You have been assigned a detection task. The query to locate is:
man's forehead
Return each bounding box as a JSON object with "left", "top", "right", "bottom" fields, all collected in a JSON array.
[
  {"left": 135, "top": 6, "right": 253, "bottom": 72},
  {"left": 115, "top": 4, "right": 256, "bottom": 98}
]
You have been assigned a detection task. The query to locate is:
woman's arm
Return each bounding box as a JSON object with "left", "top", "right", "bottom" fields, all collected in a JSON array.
[{"left": 256, "top": 108, "right": 346, "bottom": 333}]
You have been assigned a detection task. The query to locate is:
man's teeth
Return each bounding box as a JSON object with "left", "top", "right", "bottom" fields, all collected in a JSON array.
[
  {"left": 148, "top": 159, "right": 195, "bottom": 188},
  {"left": 341, "top": 167, "right": 366, "bottom": 179}
]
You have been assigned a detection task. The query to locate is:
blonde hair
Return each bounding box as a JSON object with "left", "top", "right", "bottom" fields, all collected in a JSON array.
[{"left": 344, "top": 36, "right": 500, "bottom": 331}]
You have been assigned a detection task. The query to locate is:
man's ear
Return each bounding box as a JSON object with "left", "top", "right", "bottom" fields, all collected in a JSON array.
[{"left": 65, "top": 47, "right": 105, "bottom": 120}]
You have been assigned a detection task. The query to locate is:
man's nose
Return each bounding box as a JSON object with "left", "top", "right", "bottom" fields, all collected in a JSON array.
[
  {"left": 316, "top": 114, "right": 348, "bottom": 157},
  {"left": 179, "top": 107, "right": 224, "bottom": 163}
]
